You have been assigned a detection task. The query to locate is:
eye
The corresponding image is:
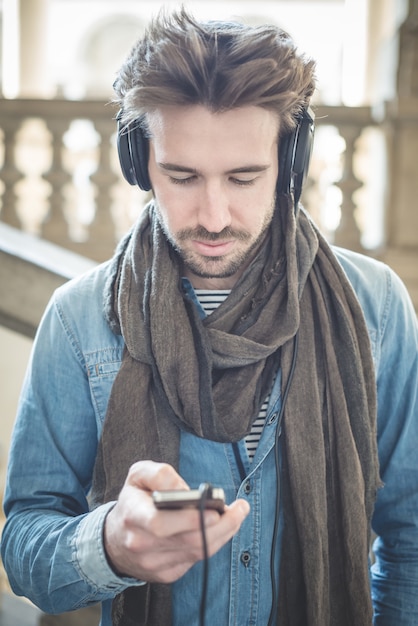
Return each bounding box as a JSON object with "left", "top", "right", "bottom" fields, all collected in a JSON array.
[
  {"left": 169, "top": 175, "right": 197, "bottom": 186},
  {"left": 230, "top": 177, "right": 256, "bottom": 187}
]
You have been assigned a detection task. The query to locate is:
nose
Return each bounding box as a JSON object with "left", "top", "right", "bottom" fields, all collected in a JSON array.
[{"left": 197, "top": 180, "right": 232, "bottom": 233}]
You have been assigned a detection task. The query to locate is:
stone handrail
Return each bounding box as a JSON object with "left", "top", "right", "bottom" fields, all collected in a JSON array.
[{"left": 0, "top": 222, "right": 96, "bottom": 337}]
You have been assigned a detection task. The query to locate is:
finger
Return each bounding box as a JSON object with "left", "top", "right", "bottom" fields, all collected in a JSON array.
[
  {"left": 150, "top": 498, "right": 251, "bottom": 558},
  {"left": 145, "top": 501, "right": 222, "bottom": 537},
  {"left": 126, "top": 460, "right": 189, "bottom": 492},
  {"left": 203, "top": 499, "right": 250, "bottom": 557},
  {"left": 150, "top": 499, "right": 251, "bottom": 567},
  {"left": 142, "top": 493, "right": 249, "bottom": 540}
]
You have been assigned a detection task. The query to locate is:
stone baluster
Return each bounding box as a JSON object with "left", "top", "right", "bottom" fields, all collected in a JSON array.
[
  {"left": 333, "top": 124, "right": 364, "bottom": 251},
  {"left": 87, "top": 119, "right": 119, "bottom": 262},
  {"left": 41, "top": 118, "right": 72, "bottom": 244},
  {"left": 0, "top": 123, "right": 23, "bottom": 228}
]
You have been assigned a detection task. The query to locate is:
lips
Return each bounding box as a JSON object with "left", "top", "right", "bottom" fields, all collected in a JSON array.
[{"left": 192, "top": 240, "right": 235, "bottom": 256}]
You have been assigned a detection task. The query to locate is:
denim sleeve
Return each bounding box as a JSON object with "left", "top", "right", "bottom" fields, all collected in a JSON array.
[
  {"left": 0, "top": 293, "right": 140, "bottom": 614},
  {"left": 370, "top": 267, "right": 418, "bottom": 625}
]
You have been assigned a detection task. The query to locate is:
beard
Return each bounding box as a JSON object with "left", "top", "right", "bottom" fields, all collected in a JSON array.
[
  {"left": 174, "top": 225, "right": 268, "bottom": 279},
  {"left": 154, "top": 199, "right": 276, "bottom": 280}
]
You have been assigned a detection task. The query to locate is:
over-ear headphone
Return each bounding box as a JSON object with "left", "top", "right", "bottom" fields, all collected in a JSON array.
[
  {"left": 117, "top": 107, "right": 315, "bottom": 206},
  {"left": 117, "top": 114, "right": 151, "bottom": 191},
  {"left": 277, "top": 107, "right": 315, "bottom": 205}
]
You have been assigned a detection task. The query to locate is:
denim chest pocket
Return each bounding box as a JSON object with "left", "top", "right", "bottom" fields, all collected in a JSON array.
[{"left": 85, "top": 348, "right": 123, "bottom": 427}]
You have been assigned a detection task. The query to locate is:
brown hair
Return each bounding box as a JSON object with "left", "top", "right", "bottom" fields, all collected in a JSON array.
[{"left": 114, "top": 7, "right": 316, "bottom": 135}]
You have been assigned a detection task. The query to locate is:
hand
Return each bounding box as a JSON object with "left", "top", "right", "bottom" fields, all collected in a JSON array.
[{"left": 103, "top": 460, "right": 250, "bottom": 583}]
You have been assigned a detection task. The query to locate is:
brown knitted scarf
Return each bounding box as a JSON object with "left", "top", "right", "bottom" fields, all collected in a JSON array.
[{"left": 91, "top": 198, "right": 380, "bottom": 625}]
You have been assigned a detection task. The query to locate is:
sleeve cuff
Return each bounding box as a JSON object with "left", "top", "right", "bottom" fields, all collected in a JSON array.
[{"left": 74, "top": 501, "right": 145, "bottom": 591}]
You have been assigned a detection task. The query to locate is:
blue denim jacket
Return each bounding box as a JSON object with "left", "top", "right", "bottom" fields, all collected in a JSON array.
[{"left": 2, "top": 247, "right": 418, "bottom": 626}]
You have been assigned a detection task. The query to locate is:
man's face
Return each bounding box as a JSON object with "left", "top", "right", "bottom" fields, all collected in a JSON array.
[{"left": 147, "top": 104, "right": 280, "bottom": 289}]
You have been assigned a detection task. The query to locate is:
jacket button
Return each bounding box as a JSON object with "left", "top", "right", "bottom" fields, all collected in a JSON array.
[
  {"left": 267, "top": 412, "right": 278, "bottom": 425},
  {"left": 240, "top": 551, "right": 251, "bottom": 567},
  {"left": 243, "top": 481, "right": 251, "bottom": 495}
]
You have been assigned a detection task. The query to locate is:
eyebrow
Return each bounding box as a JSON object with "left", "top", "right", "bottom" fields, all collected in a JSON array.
[{"left": 157, "top": 162, "right": 270, "bottom": 175}]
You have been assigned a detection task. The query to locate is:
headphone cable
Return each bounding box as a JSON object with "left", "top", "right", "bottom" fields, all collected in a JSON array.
[
  {"left": 267, "top": 332, "right": 299, "bottom": 626},
  {"left": 198, "top": 482, "right": 212, "bottom": 626}
]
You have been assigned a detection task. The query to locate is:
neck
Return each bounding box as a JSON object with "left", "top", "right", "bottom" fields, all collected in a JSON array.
[{"left": 186, "top": 273, "right": 239, "bottom": 290}]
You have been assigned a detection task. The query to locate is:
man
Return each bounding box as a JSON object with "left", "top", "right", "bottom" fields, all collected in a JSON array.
[{"left": 2, "top": 8, "right": 418, "bottom": 626}]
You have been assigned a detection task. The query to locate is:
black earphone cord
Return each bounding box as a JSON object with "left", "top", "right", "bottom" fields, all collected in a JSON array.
[
  {"left": 198, "top": 483, "right": 212, "bottom": 626},
  {"left": 267, "top": 331, "right": 299, "bottom": 626}
]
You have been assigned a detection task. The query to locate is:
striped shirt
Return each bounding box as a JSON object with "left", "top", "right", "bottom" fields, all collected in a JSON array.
[{"left": 195, "top": 289, "right": 271, "bottom": 461}]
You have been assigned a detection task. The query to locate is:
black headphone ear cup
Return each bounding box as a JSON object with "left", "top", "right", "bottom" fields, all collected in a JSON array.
[
  {"left": 116, "top": 117, "right": 152, "bottom": 191},
  {"left": 292, "top": 110, "right": 315, "bottom": 204},
  {"left": 129, "top": 124, "right": 152, "bottom": 191},
  {"left": 277, "top": 107, "right": 315, "bottom": 207},
  {"left": 277, "top": 131, "right": 294, "bottom": 197},
  {"left": 117, "top": 119, "right": 137, "bottom": 185}
]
